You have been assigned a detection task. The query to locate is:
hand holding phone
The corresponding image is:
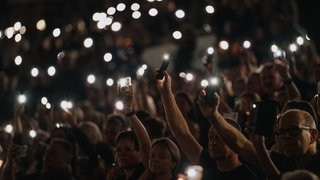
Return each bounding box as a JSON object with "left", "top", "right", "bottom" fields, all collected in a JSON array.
[
  {"left": 203, "top": 76, "right": 223, "bottom": 107},
  {"left": 155, "top": 59, "right": 170, "bottom": 80}
]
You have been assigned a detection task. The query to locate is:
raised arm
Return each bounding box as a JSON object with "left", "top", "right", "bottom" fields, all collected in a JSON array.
[
  {"left": 122, "top": 84, "right": 151, "bottom": 168},
  {"left": 156, "top": 72, "right": 202, "bottom": 163},
  {"left": 197, "top": 91, "right": 261, "bottom": 168}
]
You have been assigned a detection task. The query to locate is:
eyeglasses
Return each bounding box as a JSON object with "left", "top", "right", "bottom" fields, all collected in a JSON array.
[{"left": 275, "top": 125, "right": 311, "bottom": 137}]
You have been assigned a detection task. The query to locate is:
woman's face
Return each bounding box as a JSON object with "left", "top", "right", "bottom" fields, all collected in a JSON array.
[
  {"left": 115, "top": 138, "right": 141, "bottom": 169},
  {"left": 149, "top": 144, "right": 176, "bottom": 174}
]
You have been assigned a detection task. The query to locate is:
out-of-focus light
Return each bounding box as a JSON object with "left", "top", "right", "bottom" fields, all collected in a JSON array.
[
  {"left": 205, "top": 5, "right": 215, "bottom": 14},
  {"left": 147, "top": 0, "right": 155, "bottom": 2},
  {"left": 201, "top": 79, "right": 209, "bottom": 87},
  {"left": 141, "top": 64, "right": 148, "bottom": 70},
  {"left": 186, "top": 73, "right": 194, "bottom": 81},
  {"left": 92, "top": 12, "right": 106, "bottom": 21},
  {"left": 289, "top": 43, "right": 297, "bottom": 52},
  {"left": 106, "top": 78, "right": 114, "bottom": 86},
  {"left": 31, "top": 67, "right": 39, "bottom": 77},
  {"left": 306, "top": 34, "right": 310, "bottom": 41},
  {"left": 179, "top": 72, "right": 186, "bottom": 78},
  {"left": 117, "top": 3, "right": 126, "bottom": 11},
  {"left": 104, "top": 52, "right": 113, "bottom": 62},
  {"left": 132, "top": 11, "right": 141, "bottom": 19},
  {"left": 60, "top": 100, "right": 73, "bottom": 110},
  {"left": 209, "top": 77, "right": 219, "bottom": 86},
  {"left": 207, "top": 47, "right": 214, "bottom": 54},
  {"left": 172, "top": 31, "right": 182, "bottom": 40},
  {"left": 57, "top": 51, "right": 65, "bottom": 60},
  {"left": 111, "top": 22, "right": 122, "bottom": 32},
  {"left": 46, "top": 103, "right": 51, "bottom": 109},
  {"left": 136, "top": 66, "right": 145, "bottom": 77},
  {"left": 175, "top": 9, "right": 185, "bottom": 19},
  {"left": 36, "top": 19, "right": 46, "bottom": 31},
  {"left": 107, "top": 7, "right": 116, "bottom": 15},
  {"left": 4, "top": 27, "right": 14, "bottom": 39},
  {"left": 47, "top": 66, "right": 56, "bottom": 76},
  {"left": 14, "top": 22, "right": 22, "bottom": 31},
  {"left": 17, "top": 94, "right": 27, "bottom": 104},
  {"left": 52, "top": 28, "right": 61, "bottom": 37},
  {"left": 131, "top": 3, "right": 140, "bottom": 11},
  {"left": 29, "top": 130, "right": 37, "bottom": 138},
  {"left": 41, "top": 97, "right": 48, "bottom": 105},
  {"left": 271, "top": 44, "right": 278, "bottom": 53},
  {"left": 219, "top": 40, "right": 229, "bottom": 50},
  {"left": 203, "top": 24, "right": 212, "bottom": 33},
  {"left": 83, "top": 38, "right": 93, "bottom": 48},
  {"left": 0, "top": 30, "right": 3, "bottom": 39},
  {"left": 14, "top": 55, "right": 23, "bottom": 65},
  {"left": 19, "top": 26, "right": 26, "bottom": 34},
  {"left": 115, "top": 100, "right": 124, "bottom": 110},
  {"left": 296, "top": 36, "right": 304, "bottom": 45},
  {"left": 4, "top": 124, "right": 13, "bottom": 133},
  {"left": 14, "top": 34, "right": 22, "bottom": 42},
  {"left": 87, "top": 74, "right": 96, "bottom": 84},
  {"left": 243, "top": 40, "right": 251, "bottom": 49},
  {"left": 149, "top": 8, "right": 158, "bottom": 16}
]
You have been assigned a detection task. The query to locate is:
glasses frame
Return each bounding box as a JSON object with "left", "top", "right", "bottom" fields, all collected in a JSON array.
[{"left": 275, "top": 125, "right": 311, "bottom": 137}]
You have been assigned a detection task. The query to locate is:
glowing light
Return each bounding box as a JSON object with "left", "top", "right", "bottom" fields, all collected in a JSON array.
[
  {"left": 36, "top": 19, "right": 46, "bottom": 31},
  {"left": 106, "top": 78, "right": 114, "bottom": 86},
  {"left": 296, "top": 36, "right": 304, "bottom": 45},
  {"left": 31, "top": 67, "right": 39, "bottom": 77},
  {"left": 104, "top": 52, "right": 113, "bottom": 62},
  {"left": 41, "top": 97, "right": 48, "bottom": 105},
  {"left": 131, "top": 3, "right": 140, "bottom": 11},
  {"left": 17, "top": 94, "right": 27, "bottom": 104},
  {"left": 57, "top": 51, "right": 65, "bottom": 60},
  {"left": 14, "top": 55, "right": 22, "bottom": 65},
  {"left": 60, "top": 100, "right": 73, "bottom": 110},
  {"left": 52, "top": 28, "right": 61, "bottom": 37},
  {"left": 29, "top": 130, "right": 37, "bottom": 138},
  {"left": 207, "top": 47, "right": 214, "bottom": 54},
  {"left": 87, "top": 74, "right": 96, "bottom": 84},
  {"left": 186, "top": 73, "right": 194, "bottom": 81},
  {"left": 47, "top": 66, "right": 56, "bottom": 76},
  {"left": 271, "top": 44, "right": 278, "bottom": 53},
  {"left": 172, "top": 31, "right": 182, "bottom": 39},
  {"left": 201, "top": 79, "right": 209, "bottom": 87},
  {"left": 83, "top": 38, "right": 93, "bottom": 48},
  {"left": 149, "top": 8, "right": 158, "bottom": 16},
  {"left": 0, "top": 30, "right": 2, "bottom": 39},
  {"left": 175, "top": 9, "right": 185, "bottom": 19},
  {"left": 219, "top": 40, "right": 229, "bottom": 50},
  {"left": 107, "top": 7, "right": 116, "bottom": 15},
  {"left": 19, "top": 26, "right": 26, "bottom": 34},
  {"left": 46, "top": 103, "right": 51, "bottom": 109},
  {"left": 289, "top": 43, "right": 297, "bottom": 52},
  {"left": 111, "top": 22, "right": 122, "bottom": 32},
  {"left": 306, "top": 34, "right": 310, "bottom": 40},
  {"left": 117, "top": 3, "right": 126, "bottom": 11},
  {"left": 132, "top": 11, "right": 141, "bottom": 19},
  {"left": 4, "top": 27, "right": 14, "bottom": 39},
  {"left": 242, "top": 40, "right": 251, "bottom": 49},
  {"left": 115, "top": 100, "right": 124, "bottom": 110},
  {"left": 203, "top": 24, "right": 212, "bottom": 33},
  {"left": 14, "top": 34, "right": 22, "bottom": 42},
  {"left": 4, "top": 124, "right": 13, "bottom": 133},
  {"left": 14, "top": 22, "right": 22, "bottom": 31},
  {"left": 205, "top": 5, "right": 215, "bottom": 14}
]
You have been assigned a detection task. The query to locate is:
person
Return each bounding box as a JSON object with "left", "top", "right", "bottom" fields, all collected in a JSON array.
[
  {"left": 197, "top": 89, "right": 320, "bottom": 178},
  {"left": 156, "top": 71, "right": 262, "bottom": 179},
  {"left": 1, "top": 138, "right": 75, "bottom": 180},
  {"left": 281, "top": 169, "right": 320, "bottom": 180}
]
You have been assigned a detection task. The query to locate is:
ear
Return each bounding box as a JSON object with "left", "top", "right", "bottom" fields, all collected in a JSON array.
[{"left": 310, "top": 129, "right": 319, "bottom": 143}]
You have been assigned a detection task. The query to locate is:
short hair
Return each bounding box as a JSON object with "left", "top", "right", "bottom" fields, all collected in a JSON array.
[
  {"left": 78, "top": 121, "right": 102, "bottom": 144},
  {"left": 281, "top": 169, "right": 319, "bottom": 180},
  {"left": 115, "top": 130, "right": 139, "bottom": 150},
  {"left": 280, "top": 109, "right": 317, "bottom": 129},
  {"left": 50, "top": 138, "right": 75, "bottom": 163}
]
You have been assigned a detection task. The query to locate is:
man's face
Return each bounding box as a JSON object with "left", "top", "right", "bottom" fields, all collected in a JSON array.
[
  {"left": 276, "top": 111, "right": 314, "bottom": 157},
  {"left": 261, "top": 67, "right": 282, "bottom": 95},
  {"left": 207, "top": 126, "right": 235, "bottom": 160}
]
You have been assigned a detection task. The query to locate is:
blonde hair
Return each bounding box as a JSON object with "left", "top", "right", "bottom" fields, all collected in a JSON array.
[{"left": 78, "top": 121, "right": 102, "bottom": 144}]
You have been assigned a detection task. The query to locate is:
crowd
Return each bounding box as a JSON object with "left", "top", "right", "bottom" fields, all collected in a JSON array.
[{"left": 1, "top": 0, "right": 320, "bottom": 180}]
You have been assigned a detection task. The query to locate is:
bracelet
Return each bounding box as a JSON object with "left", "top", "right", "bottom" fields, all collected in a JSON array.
[
  {"left": 126, "top": 108, "right": 136, "bottom": 117},
  {"left": 283, "top": 78, "right": 293, "bottom": 85}
]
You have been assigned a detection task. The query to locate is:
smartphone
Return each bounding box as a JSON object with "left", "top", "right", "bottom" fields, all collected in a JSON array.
[
  {"left": 117, "top": 77, "right": 132, "bottom": 99},
  {"left": 155, "top": 59, "right": 170, "bottom": 80},
  {"left": 204, "top": 76, "right": 223, "bottom": 107},
  {"left": 251, "top": 100, "right": 279, "bottom": 137}
]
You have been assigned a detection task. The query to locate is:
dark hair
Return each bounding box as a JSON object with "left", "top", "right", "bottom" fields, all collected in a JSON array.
[
  {"left": 115, "top": 130, "right": 139, "bottom": 151},
  {"left": 50, "top": 138, "right": 75, "bottom": 163},
  {"left": 106, "top": 115, "right": 126, "bottom": 127}
]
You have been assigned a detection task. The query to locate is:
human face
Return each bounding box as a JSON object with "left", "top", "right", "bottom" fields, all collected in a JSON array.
[
  {"left": 149, "top": 144, "right": 176, "bottom": 174},
  {"left": 208, "top": 126, "right": 234, "bottom": 160},
  {"left": 115, "top": 139, "right": 141, "bottom": 169},
  {"left": 261, "top": 67, "right": 282, "bottom": 95},
  {"left": 276, "top": 112, "right": 314, "bottom": 157}
]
